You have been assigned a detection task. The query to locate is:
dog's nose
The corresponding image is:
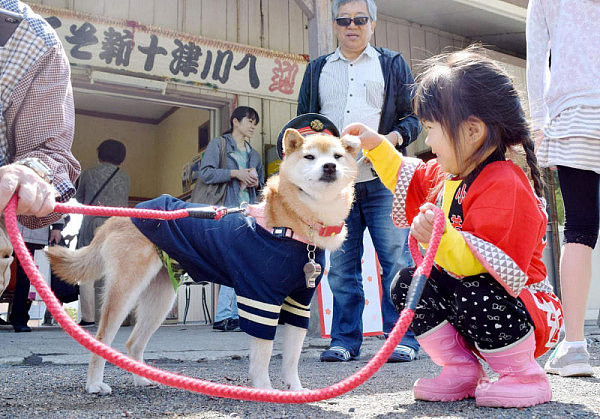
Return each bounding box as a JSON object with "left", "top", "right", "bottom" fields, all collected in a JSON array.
[{"left": 322, "top": 162, "right": 336, "bottom": 175}]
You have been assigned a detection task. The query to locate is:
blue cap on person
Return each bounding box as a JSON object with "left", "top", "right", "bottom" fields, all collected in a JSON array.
[{"left": 276, "top": 113, "right": 340, "bottom": 159}]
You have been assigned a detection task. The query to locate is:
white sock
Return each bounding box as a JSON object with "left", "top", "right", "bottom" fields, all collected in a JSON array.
[{"left": 557, "top": 340, "right": 587, "bottom": 355}]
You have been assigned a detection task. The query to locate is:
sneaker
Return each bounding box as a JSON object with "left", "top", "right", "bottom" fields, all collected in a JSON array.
[
  {"left": 212, "top": 319, "right": 228, "bottom": 331},
  {"left": 225, "top": 318, "right": 241, "bottom": 331},
  {"left": 13, "top": 323, "right": 32, "bottom": 333},
  {"left": 388, "top": 344, "right": 418, "bottom": 363},
  {"left": 320, "top": 346, "right": 359, "bottom": 362},
  {"left": 78, "top": 320, "right": 95, "bottom": 327},
  {"left": 545, "top": 342, "right": 594, "bottom": 377}
]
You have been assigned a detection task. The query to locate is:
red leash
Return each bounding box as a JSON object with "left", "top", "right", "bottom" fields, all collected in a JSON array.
[
  {"left": 3, "top": 196, "right": 445, "bottom": 403},
  {"left": 53, "top": 201, "right": 234, "bottom": 220}
]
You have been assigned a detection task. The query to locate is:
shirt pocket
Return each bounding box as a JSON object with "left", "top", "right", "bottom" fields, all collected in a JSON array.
[{"left": 364, "top": 80, "right": 384, "bottom": 110}]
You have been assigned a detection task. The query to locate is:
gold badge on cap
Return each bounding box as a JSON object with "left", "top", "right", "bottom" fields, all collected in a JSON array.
[{"left": 310, "top": 119, "right": 324, "bottom": 131}]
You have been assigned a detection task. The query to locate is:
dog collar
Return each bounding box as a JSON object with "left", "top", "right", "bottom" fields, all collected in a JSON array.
[
  {"left": 303, "top": 219, "right": 345, "bottom": 237},
  {"left": 246, "top": 203, "right": 310, "bottom": 244}
]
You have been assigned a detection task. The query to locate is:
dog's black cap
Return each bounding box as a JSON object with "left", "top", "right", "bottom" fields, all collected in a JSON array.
[{"left": 276, "top": 113, "right": 339, "bottom": 159}]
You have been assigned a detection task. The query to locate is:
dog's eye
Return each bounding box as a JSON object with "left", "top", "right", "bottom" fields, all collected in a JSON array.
[
  {"left": 334, "top": 154, "right": 342, "bottom": 159},
  {"left": 304, "top": 154, "right": 315, "bottom": 160}
]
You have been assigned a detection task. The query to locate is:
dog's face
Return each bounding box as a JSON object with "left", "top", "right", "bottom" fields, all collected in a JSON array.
[{"left": 279, "top": 128, "right": 360, "bottom": 201}]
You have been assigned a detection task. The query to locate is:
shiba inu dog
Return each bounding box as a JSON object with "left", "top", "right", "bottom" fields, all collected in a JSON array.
[{"left": 47, "top": 117, "right": 360, "bottom": 395}]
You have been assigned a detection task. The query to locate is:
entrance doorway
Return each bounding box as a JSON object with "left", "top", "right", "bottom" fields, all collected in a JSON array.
[{"left": 67, "top": 82, "right": 229, "bottom": 324}]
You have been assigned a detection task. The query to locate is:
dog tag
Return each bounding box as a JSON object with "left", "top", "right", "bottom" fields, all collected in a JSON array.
[{"left": 303, "top": 261, "right": 321, "bottom": 288}]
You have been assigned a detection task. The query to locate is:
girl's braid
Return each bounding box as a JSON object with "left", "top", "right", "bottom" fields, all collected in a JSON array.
[{"left": 521, "top": 135, "right": 545, "bottom": 198}]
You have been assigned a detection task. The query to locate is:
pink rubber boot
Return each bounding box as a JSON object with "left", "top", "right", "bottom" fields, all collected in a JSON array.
[
  {"left": 476, "top": 332, "right": 552, "bottom": 408},
  {"left": 414, "top": 322, "right": 486, "bottom": 401}
]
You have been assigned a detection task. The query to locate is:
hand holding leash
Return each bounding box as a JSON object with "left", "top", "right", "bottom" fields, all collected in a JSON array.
[{"left": 406, "top": 206, "right": 446, "bottom": 311}]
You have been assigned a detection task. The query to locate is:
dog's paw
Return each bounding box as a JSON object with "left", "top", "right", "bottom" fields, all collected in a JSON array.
[
  {"left": 284, "top": 382, "right": 309, "bottom": 392},
  {"left": 133, "top": 375, "right": 153, "bottom": 387},
  {"left": 86, "top": 382, "right": 112, "bottom": 395},
  {"left": 254, "top": 382, "right": 274, "bottom": 390}
]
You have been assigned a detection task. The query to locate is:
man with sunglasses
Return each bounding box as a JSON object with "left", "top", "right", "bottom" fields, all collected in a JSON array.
[{"left": 297, "top": 0, "right": 421, "bottom": 363}]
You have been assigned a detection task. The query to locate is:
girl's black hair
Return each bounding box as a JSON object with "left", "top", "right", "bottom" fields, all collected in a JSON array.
[
  {"left": 223, "top": 106, "right": 260, "bottom": 135},
  {"left": 414, "top": 45, "right": 544, "bottom": 197},
  {"left": 97, "top": 139, "right": 126, "bottom": 165}
]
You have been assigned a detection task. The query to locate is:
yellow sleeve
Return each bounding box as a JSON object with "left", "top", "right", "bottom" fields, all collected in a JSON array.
[
  {"left": 434, "top": 219, "right": 487, "bottom": 276},
  {"left": 363, "top": 139, "right": 402, "bottom": 192}
]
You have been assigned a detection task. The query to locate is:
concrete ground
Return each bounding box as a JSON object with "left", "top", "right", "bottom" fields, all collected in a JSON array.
[{"left": 1, "top": 319, "right": 600, "bottom": 418}]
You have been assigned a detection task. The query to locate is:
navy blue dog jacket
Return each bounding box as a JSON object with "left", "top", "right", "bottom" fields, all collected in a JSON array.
[{"left": 132, "top": 195, "right": 325, "bottom": 340}]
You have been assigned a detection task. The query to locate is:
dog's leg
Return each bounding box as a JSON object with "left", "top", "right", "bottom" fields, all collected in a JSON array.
[
  {"left": 126, "top": 268, "right": 176, "bottom": 387},
  {"left": 87, "top": 259, "right": 162, "bottom": 395},
  {"left": 281, "top": 324, "right": 308, "bottom": 391},
  {"left": 249, "top": 336, "right": 274, "bottom": 389}
]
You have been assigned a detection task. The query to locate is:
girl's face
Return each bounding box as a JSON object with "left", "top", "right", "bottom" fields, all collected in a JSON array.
[
  {"left": 233, "top": 116, "right": 257, "bottom": 139},
  {"left": 423, "top": 121, "right": 463, "bottom": 176},
  {"left": 424, "top": 119, "right": 488, "bottom": 178}
]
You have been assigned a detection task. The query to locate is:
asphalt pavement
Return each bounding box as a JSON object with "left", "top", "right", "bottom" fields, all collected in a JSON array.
[{"left": 1, "top": 320, "right": 599, "bottom": 418}]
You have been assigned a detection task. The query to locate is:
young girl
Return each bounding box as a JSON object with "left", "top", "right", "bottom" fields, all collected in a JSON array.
[{"left": 343, "top": 48, "right": 563, "bottom": 408}]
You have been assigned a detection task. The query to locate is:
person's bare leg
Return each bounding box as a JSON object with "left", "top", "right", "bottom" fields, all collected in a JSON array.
[{"left": 560, "top": 243, "right": 593, "bottom": 342}]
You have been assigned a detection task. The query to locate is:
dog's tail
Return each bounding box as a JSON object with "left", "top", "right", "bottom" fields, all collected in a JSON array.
[{"left": 46, "top": 232, "right": 107, "bottom": 286}]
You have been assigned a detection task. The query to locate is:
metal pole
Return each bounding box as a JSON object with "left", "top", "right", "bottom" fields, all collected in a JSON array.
[{"left": 297, "top": 0, "right": 334, "bottom": 337}]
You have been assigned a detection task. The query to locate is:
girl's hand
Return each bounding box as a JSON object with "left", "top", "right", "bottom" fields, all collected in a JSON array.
[
  {"left": 341, "top": 123, "right": 385, "bottom": 151},
  {"left": 410, "top": 203, "right": 439, "bottom": 244}
]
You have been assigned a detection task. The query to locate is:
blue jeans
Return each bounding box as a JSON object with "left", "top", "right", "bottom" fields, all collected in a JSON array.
[
  {"left": 214, "top": 285, "right": 239, "bottom": 322},
  {"left": 328, "top": 179, "right": 419, "bottom": 357}
]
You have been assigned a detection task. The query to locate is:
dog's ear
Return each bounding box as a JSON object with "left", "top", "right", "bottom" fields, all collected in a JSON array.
[
  {"left": 283, "top": 128, "right": 304, "bottom": 156},
  {"left": 341, "top": 134, "right": 361, "bottom": 158}
]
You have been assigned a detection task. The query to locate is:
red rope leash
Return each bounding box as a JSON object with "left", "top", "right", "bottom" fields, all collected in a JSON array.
[
  {"left": 4, "top": 197, "right": 445, "bottom": 403},
  {"left": 53, "top": 202, "right": 231, "bottom": 220}
]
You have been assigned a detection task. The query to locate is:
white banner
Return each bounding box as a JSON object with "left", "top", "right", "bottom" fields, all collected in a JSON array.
[
  {"left": 317, "top": 230, "right": 384, "bottom": 338},
  {"left": 32, "top": 5, "right": 307, "bottom": 101},
  {"left": 28, "top": 249, "right": 51, "bottom": 302}
]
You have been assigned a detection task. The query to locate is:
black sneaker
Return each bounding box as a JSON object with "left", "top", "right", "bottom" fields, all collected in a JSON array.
[
  {"left": 13, "top": 324, "right": 32, "bottom": 333},
  {"left": 225, "top": 318, "right": 241, "bottom": 332},
  {"left": 78, "top": 320, "right": 95, "bottom": 327},
  {"left": 212, "top": 319, "right": 228, "bottom": 331}
]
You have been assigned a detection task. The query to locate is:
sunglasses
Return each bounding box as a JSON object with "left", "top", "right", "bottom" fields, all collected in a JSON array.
[{"left": 335, "top": 16, "right": 370, "bottom": 27}]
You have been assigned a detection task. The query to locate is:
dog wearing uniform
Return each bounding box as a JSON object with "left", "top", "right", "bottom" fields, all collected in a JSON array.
[{"left": 46, "top": 114, "right": 360, "bottom": 394}]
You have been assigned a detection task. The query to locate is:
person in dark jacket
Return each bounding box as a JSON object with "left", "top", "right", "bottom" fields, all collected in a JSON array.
[{"left": 297, "top": 0, "right": 421, "bottom": 363}]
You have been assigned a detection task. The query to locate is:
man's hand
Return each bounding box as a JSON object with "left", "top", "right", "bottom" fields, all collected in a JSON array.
[
  {"left": 341, "top": 123, "right": 385, "bottom": 151},
  {"left": 410, "top": 203, "right": 441, "bottom": 244},
  {"left": 0, "top": 164, "right": 56, "bottom": 217}
]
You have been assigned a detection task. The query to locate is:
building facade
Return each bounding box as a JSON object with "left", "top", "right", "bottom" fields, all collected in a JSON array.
[{"left": 22, "top": 0, "right": 599, "bottom": 323}]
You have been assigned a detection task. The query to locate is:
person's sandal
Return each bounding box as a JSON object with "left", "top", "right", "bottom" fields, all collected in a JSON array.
[
  {"left": 388, "top": 344, "right": 417, "bottom": 363},
  {"left": 320, "top": 346, "right": 359, "bottom": 362}
]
